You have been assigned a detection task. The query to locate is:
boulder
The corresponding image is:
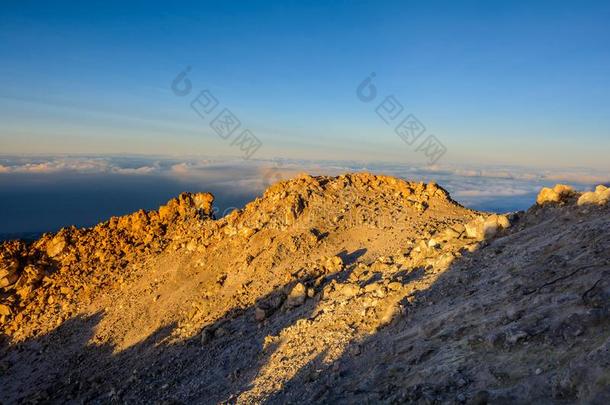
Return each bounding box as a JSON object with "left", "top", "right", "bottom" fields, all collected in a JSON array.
[
  {"left": 465, "top": 215, "right": 511, "bottom": 241},
  {"left": 0, "top": 303, "right": 11, "bottom": 316},
  {"left": 536, "top": 187, "right": 559, "bottom": 205},
  {"left": 325, "top": 255, "right": 344, "bottom": 273},
  {"left": 0, "top": 259, "right": 20, "bottom": 289},
  {"left": 339, "top": 283, "right": 360, "bottom": 298},
  {"left": 465, "top": 218, "right": 485, "bottom": 240},
  {"left": 536, "top": 184, "right": 574, "bottom": 205},
  {"left": 427, "top": 238, "right": 441, "bottom": 248},
  {"left": 254, "top": 306, "right": 267, "bottom": 321},
  {"left": 577, "top": 185, "right": 610, "bottom": 206},
  {"left": 378, "top": 302, "right": 403, "bottom": 327},
  {"left": 191, "top": 193, "right": 215, "bottom": 216},
  {"left": 483, "top": 215, "right": 500, "bottom": 238},
  {"left": 286, "top": 283, "right": 307, "bottom": 308},
  {"left": 46, "top": 235, "right": 67, "bottom": 258},
  {"left": 0, "top": 273, "right": 19, "bottom": 289},
  {"left": 159, "top": 192, "right": 214, "bottom": 222},
  {"left": 441, "top": 227, "right": 461, "bottom": 240}
]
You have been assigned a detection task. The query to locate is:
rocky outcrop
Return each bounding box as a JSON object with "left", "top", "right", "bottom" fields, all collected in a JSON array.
[
  {"left": 0, "top": 192, "right": 214, "bottom": 331},
  {"left": 536, "top": 183, "right": 610, "bottom": 208},
  {"left": 577, "top": 184, "right": 610, "bottom": 206},
  {"left": 536, "top": 184, "right": 575, "bottom": 205}
]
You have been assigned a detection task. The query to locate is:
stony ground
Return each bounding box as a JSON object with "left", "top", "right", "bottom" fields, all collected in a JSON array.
[{"left": 0, "top": 174, "right": 608, "bottom": 404}]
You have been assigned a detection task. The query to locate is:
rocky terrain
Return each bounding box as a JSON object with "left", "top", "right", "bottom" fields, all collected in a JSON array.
[{"left": 1, "top": 174, "right": 609, "bottom": 404}]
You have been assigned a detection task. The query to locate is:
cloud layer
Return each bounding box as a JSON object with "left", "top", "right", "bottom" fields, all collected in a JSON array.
[{"left": 0, "top": 155, "right": 608, "bottom": 214}]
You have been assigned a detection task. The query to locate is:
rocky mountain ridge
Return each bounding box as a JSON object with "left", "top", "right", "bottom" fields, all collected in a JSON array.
[{"left": 1, "top": 174, "right": 609, "bottom": 404}]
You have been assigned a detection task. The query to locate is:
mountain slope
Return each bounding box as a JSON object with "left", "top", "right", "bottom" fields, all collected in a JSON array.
[{"left": 1, "top": 174, "right": 609, "bottom": 404}]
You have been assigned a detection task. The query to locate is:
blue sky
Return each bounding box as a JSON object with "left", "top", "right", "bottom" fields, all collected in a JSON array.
[{"left": 1, "top": 1, "right": 609, "bottom": 168}]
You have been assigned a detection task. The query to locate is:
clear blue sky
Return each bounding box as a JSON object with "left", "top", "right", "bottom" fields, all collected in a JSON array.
[{"left": 1, "top": 0, "right": 609, "bottom": 169}]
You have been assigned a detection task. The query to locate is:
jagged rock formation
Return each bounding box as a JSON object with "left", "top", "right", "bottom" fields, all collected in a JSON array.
[{"left": 0, "top": 174, "right": 608, "bottom": 404}]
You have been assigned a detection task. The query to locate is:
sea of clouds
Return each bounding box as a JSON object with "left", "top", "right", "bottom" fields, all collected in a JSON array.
[{"left": 0, "top": 155, "right": 607, "bottom": 236}]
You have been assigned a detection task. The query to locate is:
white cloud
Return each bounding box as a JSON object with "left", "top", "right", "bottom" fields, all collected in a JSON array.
[
  {"left": 0, "top": 157, "right": 158, "bottom": 175},
  {"left": 111, "top": 166, "right": 157, "bottom": 175}
]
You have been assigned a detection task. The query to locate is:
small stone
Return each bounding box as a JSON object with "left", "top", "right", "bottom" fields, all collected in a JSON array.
[
  {"left": 201, "top": 328, "right": 215, "bottom": 344},
  {"left": 0, "top": 304, "right": 11, "bottom": 316},
  {"left": 463, "top": 243, "right": 479, "bottom": 253},
  {"left": 46, "top": 235, "right": 67, "bottom": 258},
  {"left": 364, "top": 283, "right": 378, "bottom": 293},
  {"left": 427, "top": 238, "right": 440, "bottom": 248},
  {"left": 537, "top": 187, "right": 560, "bottom": 204},
  {"left": 255, "top": 307, "right": 267, "bottom": 322},
  {"left": 486, "top": 331, "right": 505, "bottom": 348},
  {"left": 442, "top": 227, "right": 461, "bottom": 240},
  {"left": 506, "top": 330, "right": 528, "bottom": 345},
  {"left": 286, "top": 283, "right": 307, "bottom": 307},
  {"left": 379, "top": 302, "right": 402, "bottom": 326},
  {"left": 215, "top": 327, "right": 228, "bottom": 338},
  {"left": 339, "top": 283, "right": 360, "bottom": 298},
  {"left": 325, "top": 256, "right": 343, "bottom": 272},
  {"left": 387, "top": 282, "right": 402, "bottom": 291},
  {"left": 578, "top": 191, "right": 600, "bottom": 206},
  {"left": 185, "top": 240, "right": 198, "bottom": 252},
  {"left": 308, "top": 228, "right": 321, "bottom": 243},
  {"left": 505, "top": 307, "right": 521, "bottom": 321},
  {"left": 465, "top": 218, "right": 484, "bottom": 240},
  {"left": 471, "top": 390, "right": 490, "bottom": 405},
  {"left": 413, "top": 201, "right": 427, "bottom": 213},
  {"left": 0, "top": 278, "right": 10, "bottom": 289},
  {"left": 349, "top": 345, "right": 361, "bottom": 356},
  {"left": 452, "top": 223, "right": 466, "bottom": 234}
]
